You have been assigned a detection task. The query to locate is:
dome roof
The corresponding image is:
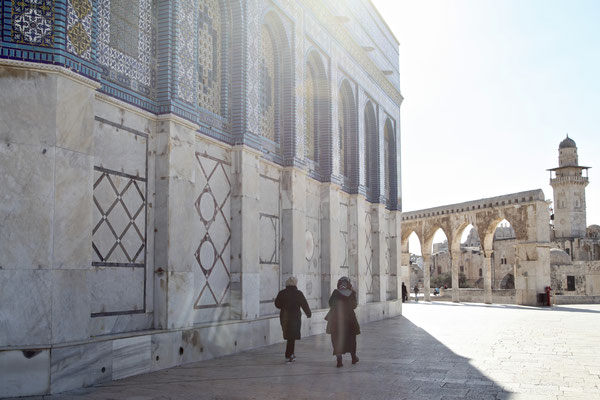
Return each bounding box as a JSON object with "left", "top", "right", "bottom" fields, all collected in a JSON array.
[
  {"left": 559, "top": 135, "right": 576, "bottom": 149},
  {"left": 587, "top": 225, "right": 600, "bottom": 238},
  {"left": 550, "top": 248, "right": 572, "bottom": 265}
]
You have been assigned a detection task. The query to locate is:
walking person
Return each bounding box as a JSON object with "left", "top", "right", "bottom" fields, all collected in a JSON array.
[
  {"left": 401, "top": 282, "right": 408, "bottom": 302},
  {"left": 326, "top": 277, "right": 360, "bottom": 368},
  {"left": 274, "top": 276, "right": 312, "bottom": 363},
  {"left": 414, "top": 284, "right": 419, "bottom": 302}
]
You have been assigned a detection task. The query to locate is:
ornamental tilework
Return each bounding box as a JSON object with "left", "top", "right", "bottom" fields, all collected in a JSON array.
[
  {"left": 176, "top": 0, "right": 197, "bottom": 104},
  {"left": 259, "top": 25, "right": 275, "bottom": 142},
  {"left": 67, "top": 0, "right": 93, "bottom": 60},
  {"left": 197, "top": 0, "right": 221, "bottom": 114},
  {"left": 11, "top": 0, "right": 54, "bottom": 47},
  {"left": 245, "top": 0, "right": 261, "bottom": 135},
  {"left": 97, "top": 0, "right": 156, "bottom": 98},
  {"left": 305, "top": 65, "right": 315, "bottom": 161}
]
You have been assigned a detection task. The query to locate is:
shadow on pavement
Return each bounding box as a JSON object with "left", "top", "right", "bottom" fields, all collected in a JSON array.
[{"left": 38, "top": 315, "right": 510, "bottom": 400}]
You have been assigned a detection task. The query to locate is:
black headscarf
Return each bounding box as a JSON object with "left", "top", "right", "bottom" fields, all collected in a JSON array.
[{"left": 337, "top": 276, "right": 352, "bottom": 297}]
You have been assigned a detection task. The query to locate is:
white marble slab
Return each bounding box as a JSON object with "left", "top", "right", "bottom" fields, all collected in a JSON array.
[
  {"left": 0, "top": 349, "right": 50, "bottom": 397},
  {"left": 51, "top": 270, "right": 90, "bottom": 343},
  {"left": 112, "top": 336, "right": 151, "bottom": 380},
  {"left": 50, "top": 341, "right": 111, "bottom": 394}
]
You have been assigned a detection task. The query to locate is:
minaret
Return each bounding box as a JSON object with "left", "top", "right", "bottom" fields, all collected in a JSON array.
[{"left": 548, "top": 135, "right": 590, "bottom": 238}]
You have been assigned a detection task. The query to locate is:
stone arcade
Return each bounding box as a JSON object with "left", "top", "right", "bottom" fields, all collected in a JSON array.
[{"left": 0, "top": 0, "right": 403, "bottom": 396}]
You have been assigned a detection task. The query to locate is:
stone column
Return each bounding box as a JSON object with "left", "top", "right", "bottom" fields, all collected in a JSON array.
[
  {"left": 483, "top": 253, "right": 493, "bottom": 304},
  {"left": 372, "top": 203, "right": 386, "bottom": 302},
  {"left": 154, "top": 115, "right": 198, "bottom": 330},
  {"left": 451, "top": 251, "right": 460, "bottom": 303},
  {"left": 320, "top": 184, "right": 340, "bottom": 308},
  {"left": 281, "top": 168, "right": 306, "bottom": 288},
  {"left": 349, "top": 195, "right": 366, "bottom": 305},
  {"left": 422, "top": 252, "right": 431, "bottom": 302},
  {"left": 230, "top": 146, "right": 261, "bottom": 320}
]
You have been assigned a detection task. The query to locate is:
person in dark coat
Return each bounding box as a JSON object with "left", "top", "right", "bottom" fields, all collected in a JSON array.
[
  {"left": 401, "top": 282, "right": 408, "bottom": 302},
  {"left": 326, "top": 276, "right": 360, "bottom": 367},
  {"left": 274, "top": 276, "right": 312, "bottom": 363}
]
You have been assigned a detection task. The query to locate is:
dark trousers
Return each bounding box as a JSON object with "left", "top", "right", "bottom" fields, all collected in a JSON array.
[
  {"left": 331, "top": 334, "right": 357, "bottom": 356},
  {"left": 285, "top": 339, "right": 295, "bottom": 358}
]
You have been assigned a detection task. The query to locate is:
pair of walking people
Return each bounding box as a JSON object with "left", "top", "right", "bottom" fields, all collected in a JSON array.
[{"left": 274, "top": 276, "right": 360, "bottom": 367}]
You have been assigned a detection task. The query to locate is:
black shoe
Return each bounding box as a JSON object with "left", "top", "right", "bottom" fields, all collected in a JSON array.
[
  {"left": 336, "top": 356, "right": 343, "bottom": 368},
  {"left": 352, "top": 355, "right": 359, "bottom": 364}
]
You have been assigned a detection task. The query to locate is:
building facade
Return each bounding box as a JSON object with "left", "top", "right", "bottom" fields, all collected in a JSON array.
[{"left": 0, "top": 0, "right": 403, "bottom": 396}]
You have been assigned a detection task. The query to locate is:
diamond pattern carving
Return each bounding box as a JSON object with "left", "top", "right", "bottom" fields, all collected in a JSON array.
[
  {"left": 364, "top": 211, "right": 373, "bottom": 295},
  {"left": 194, "top": 153, "right": 231, "bottom": 309},
  {"left": 92, "top": 170, "right": 146, "bottom": 265}
]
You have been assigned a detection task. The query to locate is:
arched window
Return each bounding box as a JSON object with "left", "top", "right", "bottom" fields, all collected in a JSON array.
[
  {"left": 305, "top": 50, "right": 329, "bottom": 172},
  {"left": 338, "top": 79, "right": 358, "bottom": 189},
  {"left": 197, "top": 0, "right": 224, "bottom": 115},
  {"left": 383, "top": 118, "right": 395, "bottom": 205},
  {"left": 363, "top": 101, "right": 377, "bottom": 196},
  {"left": 259, "top": 12, "right": 293, "bottom": 158}
]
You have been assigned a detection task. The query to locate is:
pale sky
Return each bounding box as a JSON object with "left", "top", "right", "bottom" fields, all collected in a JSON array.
[{"left": 371, "top": 0, "right": 600, "bottom": 252}]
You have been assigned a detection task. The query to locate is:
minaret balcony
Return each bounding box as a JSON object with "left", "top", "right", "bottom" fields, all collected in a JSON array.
[{"left": 550, "top": 175, "right": 589, "bottom": 185}]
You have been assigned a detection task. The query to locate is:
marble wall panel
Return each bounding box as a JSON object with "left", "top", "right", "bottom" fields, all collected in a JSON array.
[
  {"left": 89, "top": 312, "right": 153, "bottom": 337},
  {"left": 51, "top": 270, "right": 90, "bottom": 344},
  {"left": 89, "top": 267, "right": 145, "bottom": 315},
  {"left": 94, "top": 100, "right": 154, "bottom": 137},
  {"left": 50, "top": 341, "right": 112, "bottom": 394},
  {"left": 0, "top": 270, "right": 52, "bottom": 346},
  {"left": 93, "top": 118, "right": 147, "bottom": 177},
  {"left": 53, "top": 148, "right": 93, "bottom": 270},
  {"left": 151, "top": 331, "right": 182, "bottom": 372},
  {"left": 304, "top": 179, "right": 321, "bottom": 308},
  {"left": 0, "top": 349, "right": 50, "bottom": 397},
  {"left": 167, "top": 122, "right": 196, "bottom": 182},
  {"left": 56, "top": 76, "right": 95, "bottom": 154},
  {"left": 112, "top": 336, "right": 151, "bottom": 380},
  {"left": 168, "top": 179, "right": 200, "bottom": 272},
  {"left": 0, "top": 68, "right": 57, "bottom": 147},
  {"left": 0, "top": 143, "right": 54, "bottom": 270},
  {"left": 167, "top": 271, "right": 194, "bottom": 329}
]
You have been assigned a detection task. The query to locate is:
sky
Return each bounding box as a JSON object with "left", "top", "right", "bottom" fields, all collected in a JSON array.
[{"left": 371, "top": 0, "right": 600, "bottom": 252}]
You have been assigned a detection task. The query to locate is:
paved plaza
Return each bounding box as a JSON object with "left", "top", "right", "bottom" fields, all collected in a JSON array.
[{"left": 13, "top": 302, "right": 600, "bottom": 400}]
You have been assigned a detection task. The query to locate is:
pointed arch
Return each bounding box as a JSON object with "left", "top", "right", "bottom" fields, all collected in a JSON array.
[
  {"left": 338, "top": 78, "right": 358, "bottom": 191},
  {"left": 305, "top": 49, "right": 331, "bottom": 178},
  {"left": 363, "top": 100, "right": 378, "bottom": 199},
  {"left": 259, "top": 11, "right": 294, "bottom": 160},
  {"left": 383, "top": 117, "right": 397, "bottom": 208}
]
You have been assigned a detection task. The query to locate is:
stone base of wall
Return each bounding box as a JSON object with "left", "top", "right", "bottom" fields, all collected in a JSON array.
[
  {"left": 0, "top": 300, "right": 401, "bottom": 397},
  {"left": 554, "top": 295, "right": 600, "bottom": 305}
]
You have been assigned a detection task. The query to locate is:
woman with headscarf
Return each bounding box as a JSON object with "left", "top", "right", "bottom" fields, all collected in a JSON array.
[
  {"left": 274, "top": 276, "right": 312, "bottom": 363},
  {"left": 326, "top": 276, "right": 360, "bottom": 367}
]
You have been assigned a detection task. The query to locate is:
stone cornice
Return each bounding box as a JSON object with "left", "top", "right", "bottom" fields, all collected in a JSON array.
[
  {"left": 0, "top": 59, "right": 101, "bottom": 90},
  {"left": 301, "top": 0, "right": 403, "bottom": 106}
]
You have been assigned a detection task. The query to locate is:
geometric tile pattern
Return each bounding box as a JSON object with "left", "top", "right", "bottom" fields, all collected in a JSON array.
[
  {"left": 98, "top": 0, "right": 155, "bottom": 98},
  {"left": 259, "top": 25, "right": 276, "bottom": 142},
  {"left": 92, "top": 169, "right": 146, "bottom": 266},
  {"left": 197, "top": 0, "right": 221, "bottom": 114},
  {"left": 193, "top": 153, "right": 231, "bottom": 309},
  {"left": 176, "top": 0, "right": 196, "bottom": 104},
  {"left": 11, "top": 0, "right": 54, "bottom": 47},
  {"left": 305, "top": 63, "right": 316, "bottom": 160},
  {"left": 67, "top": 0, "right": 93, "bottom": 59},
  {"left": 364, "top": 211, "right": 373, "bottom": 295}
]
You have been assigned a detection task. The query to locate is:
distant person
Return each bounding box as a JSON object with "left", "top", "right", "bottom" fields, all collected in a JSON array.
[
  {"left": 274, "top": 276, "right": 312, "bottom": 363},
  {"left": 434, "top": 287, "right": 440, "bottom": 296},
  {"left": 401, "top": 282, "right": 408, "bottom": 302},
  {"left": 326, "top": 277, "right": 360, "bottom": 367},
  {"left": 444, "top": 284, "right": 448, "bottom": 290},
  {"left": 414, "top": 285, "right": 419, "bottom": 302}
]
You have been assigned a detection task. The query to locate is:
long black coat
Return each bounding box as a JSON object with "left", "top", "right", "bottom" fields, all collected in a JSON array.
[
  {"left": 326, "top": 289, "right": 360, "bottom": 354},
  {"left": 274, "top": 285, "right": 312, "bottom": 340}
]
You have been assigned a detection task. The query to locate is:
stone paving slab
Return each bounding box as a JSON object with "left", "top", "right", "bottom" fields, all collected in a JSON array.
[{"left": 8, "top": 302, "right": 600, "bottom": 399}]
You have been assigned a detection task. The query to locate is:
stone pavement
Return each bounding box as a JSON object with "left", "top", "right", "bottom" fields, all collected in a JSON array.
[{"left": 13, "top": 302, "right": 600, "bottom": 400}]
